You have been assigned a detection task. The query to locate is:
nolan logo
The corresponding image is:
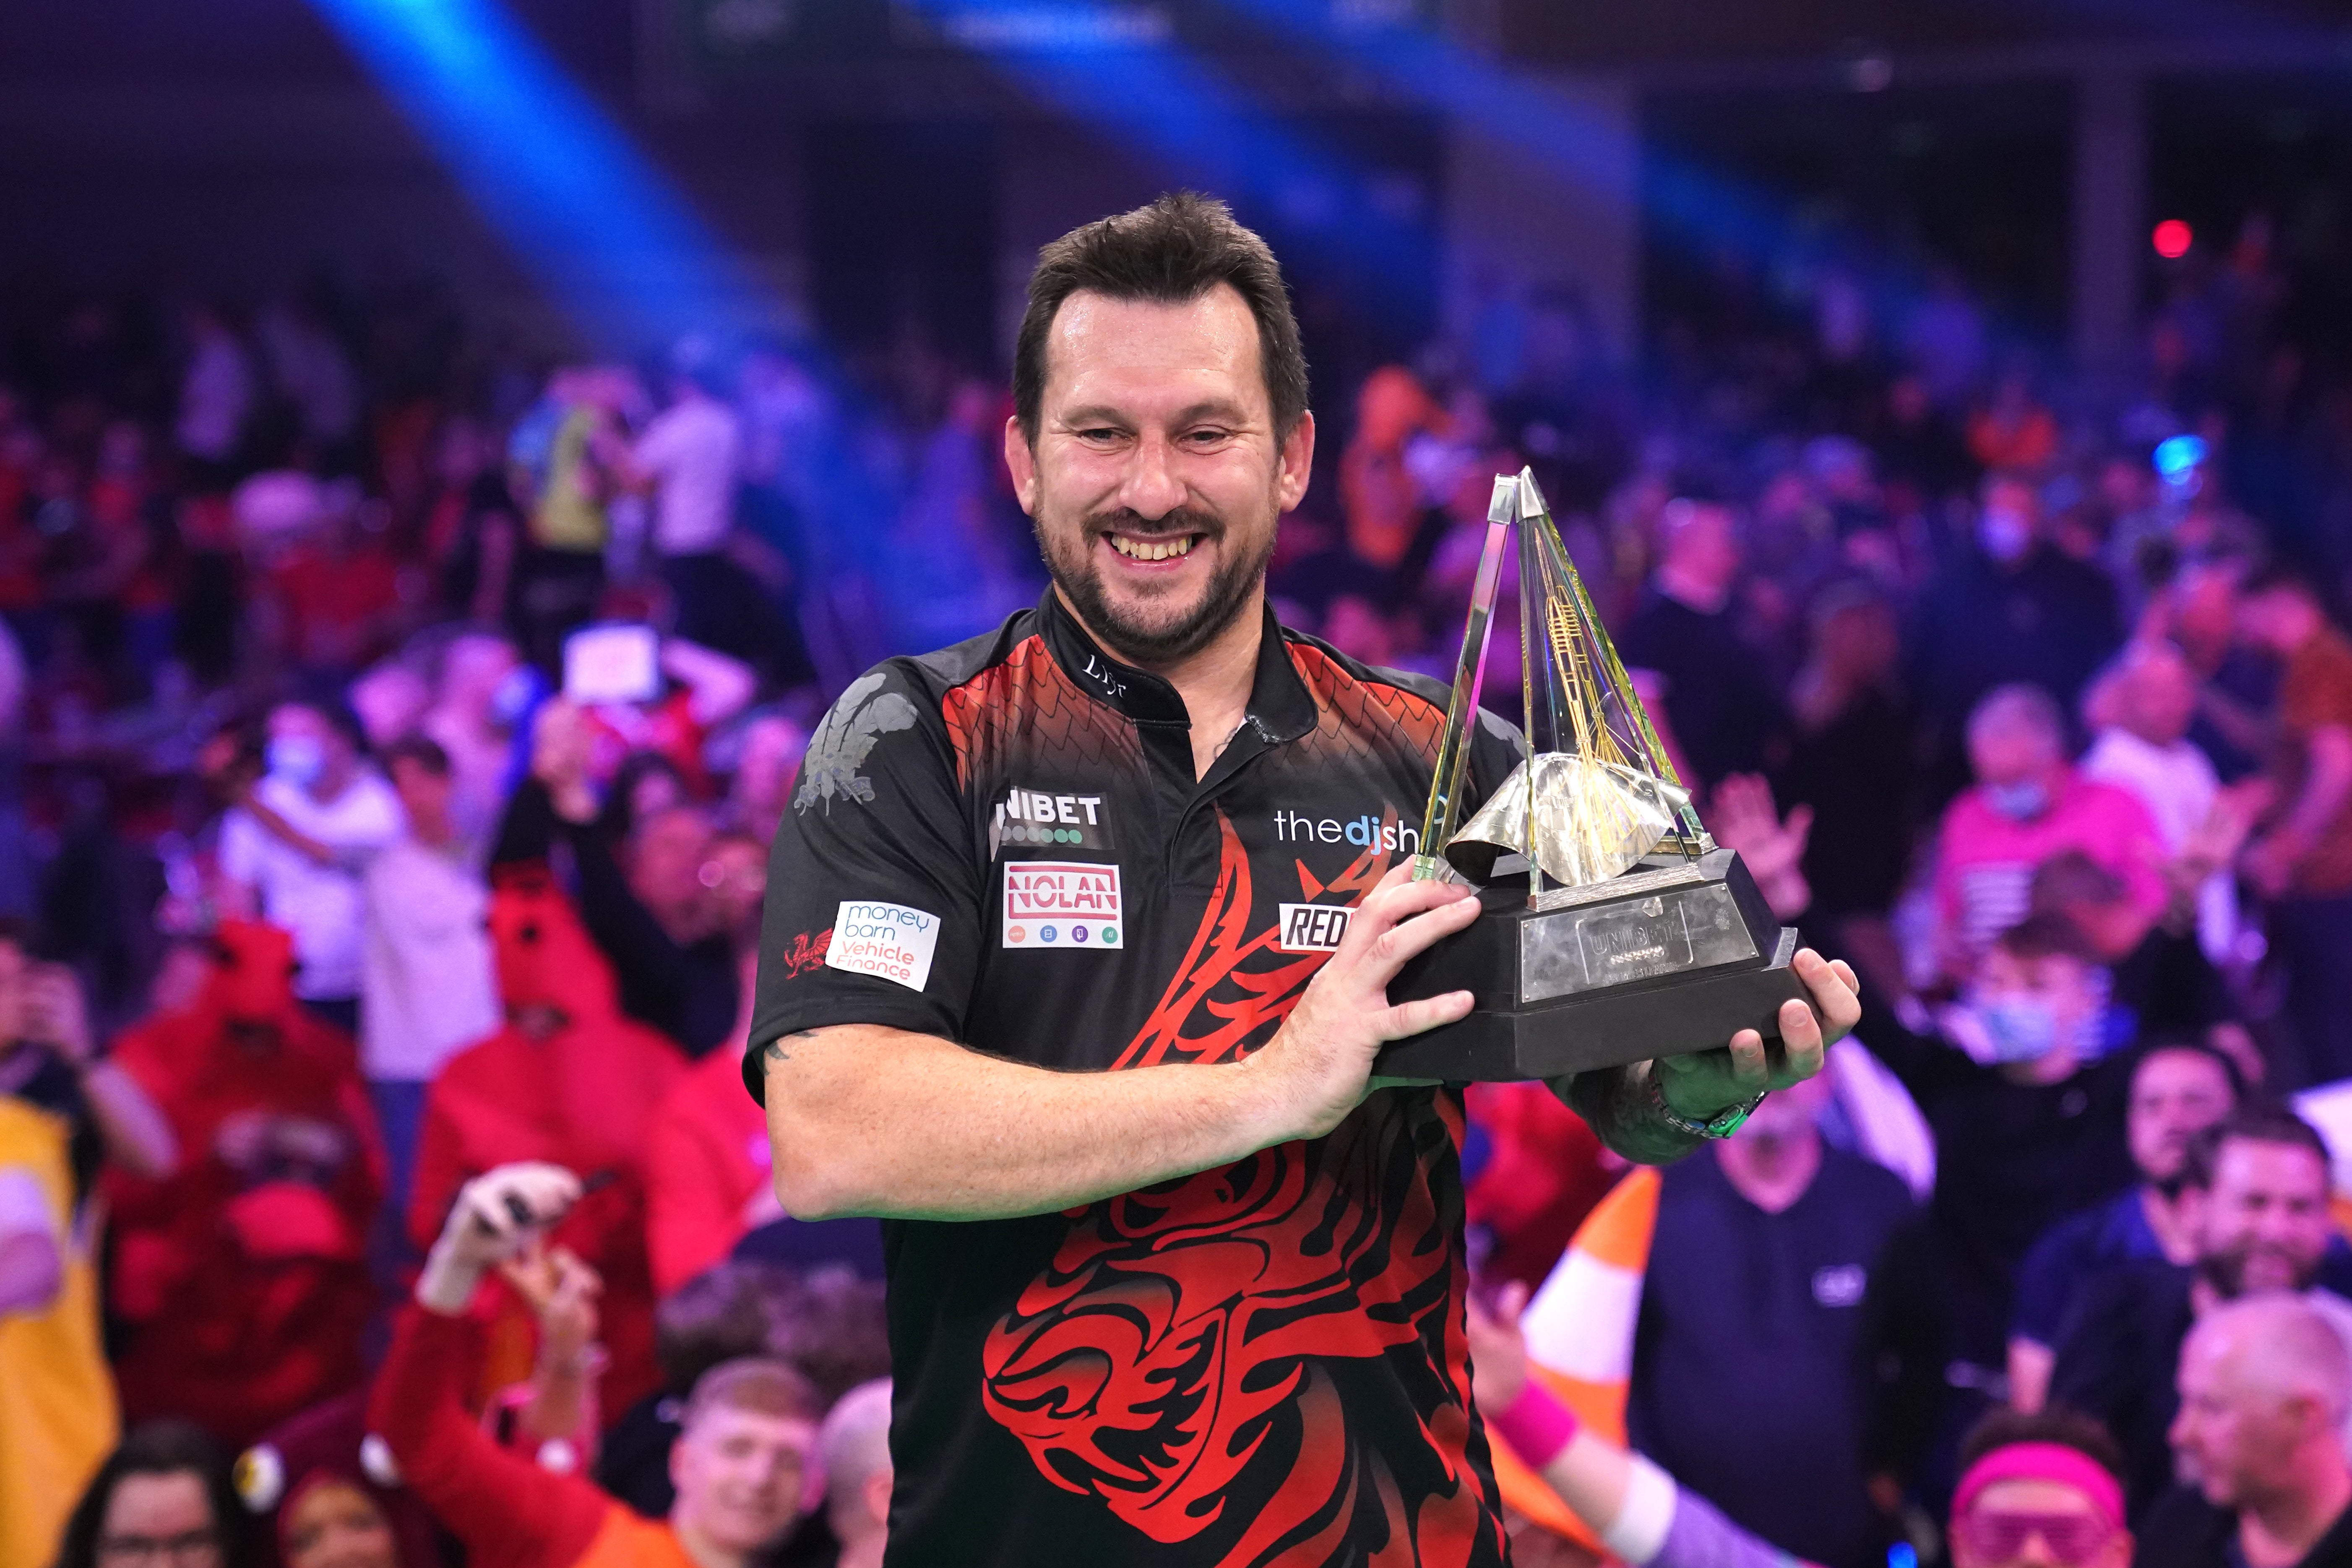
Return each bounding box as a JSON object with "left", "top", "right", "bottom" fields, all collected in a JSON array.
[
  {"left": 1003, "top": 860, "right": 1123, "bottom": 950},
  {"left": 1275, "top": 903, "right": 1353, "bottom": 953},
  {"left": 1273, "top": 809, "right": 1420, "bottom": 857},
  {"left": 994, "top": 787, "right": 1108, "bottom": 852}
]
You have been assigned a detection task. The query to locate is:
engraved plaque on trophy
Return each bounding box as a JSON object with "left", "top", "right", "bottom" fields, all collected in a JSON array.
[{"left": 1376, "top": 469, "right": 1810, "bottom": 1082}]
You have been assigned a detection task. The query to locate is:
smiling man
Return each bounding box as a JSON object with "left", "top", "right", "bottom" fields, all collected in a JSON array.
[{"left": 748, "top": 193, "right": 1861, "bottom": 1568}]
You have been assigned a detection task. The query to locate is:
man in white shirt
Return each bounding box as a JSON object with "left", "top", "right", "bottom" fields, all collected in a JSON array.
[
  {"left": 2081, "top": 639, "right": 2250, "bottom": 965},
  {"left": 622, "top": 354, "right": 756, "bottom": 660},
  {"left": 362, "top": 736, "right": 500, "bottom": 1215},
  {"left": 216, "top": 701, "right": 405, "bottom": 1036}
]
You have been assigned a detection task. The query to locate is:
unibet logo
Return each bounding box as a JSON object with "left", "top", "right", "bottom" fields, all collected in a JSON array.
[
  {"left": 995, "top": 787, "right": 1107, "bottom": 851},
  {"left": 1272, "top": 810, "right": 1420, "bottom": 856},
  {"left": 1275, "top": 903, "right": 1353, "bottom": 953}
]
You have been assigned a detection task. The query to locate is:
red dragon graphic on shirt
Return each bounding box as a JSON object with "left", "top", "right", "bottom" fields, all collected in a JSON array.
[{"left": 980, "top": 814, "right": 1504, "bottom": 1566}]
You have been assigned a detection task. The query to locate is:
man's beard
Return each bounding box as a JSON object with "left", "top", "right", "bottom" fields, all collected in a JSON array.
[
  {"left": 2200, "top": 1239, "right": 2319, "bottom": 1298},
  {"left": 1036, "top": 504, "right": 1275, "bottom": 668}
]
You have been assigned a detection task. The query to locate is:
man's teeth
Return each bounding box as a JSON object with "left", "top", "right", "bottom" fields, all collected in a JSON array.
[{"left": 1110, "top": 534, "right": 1197, "bottom": 562}]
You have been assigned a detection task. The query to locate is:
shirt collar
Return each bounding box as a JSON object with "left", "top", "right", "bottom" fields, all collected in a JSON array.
[{"left": 1036, "top": 588, "right": 1318, "bottom": 743}]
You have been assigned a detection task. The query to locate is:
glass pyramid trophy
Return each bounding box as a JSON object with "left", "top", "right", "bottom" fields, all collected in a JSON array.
[{"left": 1378, "top": 468, "right": 1808, "bottom": 1081}]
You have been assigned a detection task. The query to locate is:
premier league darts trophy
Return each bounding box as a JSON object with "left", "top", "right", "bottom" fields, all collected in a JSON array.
[{"left": 1378, "top": 468, "right": 1809, "bottom": 1081}]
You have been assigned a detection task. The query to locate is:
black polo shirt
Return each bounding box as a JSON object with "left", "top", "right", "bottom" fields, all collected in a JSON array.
[{"left": 750, "top": 590, "right": 1521, "bottom": 1568}]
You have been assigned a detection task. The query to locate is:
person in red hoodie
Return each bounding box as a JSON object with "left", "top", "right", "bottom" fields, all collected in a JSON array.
[
  {"left": 409, "top": 872, "right": 686, "bottom": 1417},
  {"left": 104, "top": 919, "right": 385, "bottom": 1446},
  {"left": 646, "top": 953, "right": 883, "bottom": 1296},
  {"left": 375, "top": 1161, "right": 823, "bottom": 1568}
]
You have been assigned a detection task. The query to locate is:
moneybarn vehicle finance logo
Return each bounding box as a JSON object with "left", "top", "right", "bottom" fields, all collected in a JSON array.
[
  {"left": 1003, "top": 861, "right": 1122, "bottom": 950},
  {"left": 1271, "top": 808, "right": 1420, "bottom": 856},
  {"left": 826, "top": 900, "right": 940, "bottom": 992}
]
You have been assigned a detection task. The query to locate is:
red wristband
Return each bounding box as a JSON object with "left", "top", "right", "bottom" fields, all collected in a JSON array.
[{"left": 1487, "top": 1379, "right": 1580, "bottom": 1469}]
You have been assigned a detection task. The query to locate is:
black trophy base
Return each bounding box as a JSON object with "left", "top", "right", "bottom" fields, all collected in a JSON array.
[{"left": 1376, "top": 847, "right": 1810, "bottom": 1083}]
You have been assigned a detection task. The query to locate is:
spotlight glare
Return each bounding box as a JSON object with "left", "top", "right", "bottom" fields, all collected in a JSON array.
[{"left": 2152, "top": 219, "right": 2194, "bottom": 260}]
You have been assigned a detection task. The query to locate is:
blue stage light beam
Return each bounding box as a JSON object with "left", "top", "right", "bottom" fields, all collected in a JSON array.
[
  {"left": 1207, "top": 0, "right": 1892, "bottom": 309},
  {"left": 307, "top": 0, "right": 761, "bottom": 350},
  {"left": 903, "top": 0, "right": 1433, "bottom": 318}
]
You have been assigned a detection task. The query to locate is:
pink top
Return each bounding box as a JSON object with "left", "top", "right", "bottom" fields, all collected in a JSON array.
[{"left": 1933, "top": 770, "right": 2168, "bottom": 959}]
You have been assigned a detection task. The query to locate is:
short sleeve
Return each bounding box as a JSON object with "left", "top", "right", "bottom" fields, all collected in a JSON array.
[
  {"left": 325, "top": 780, "right": 406, "bottom": 859},
  {"left": 2010, "top": 1214, "right": 2086, "bottom": 1348},
  {"left": 217, "top": 809, "right": 263, "bottom": 884},
  {"left": 631, "top": 411, "right": 684, "bottom": 477},
  {"left": 2283, "top": 645, "right": 2352, "bottom": 735},
  {"left": 747, "top": 665, "right": 984, "bottom": 1096}
]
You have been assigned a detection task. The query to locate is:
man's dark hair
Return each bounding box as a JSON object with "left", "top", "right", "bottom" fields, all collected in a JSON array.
[
  {"left": 656, "top": 1260, "right": 804, "bottom": 1394},
  {"left": 2177, "top": 1100, "right": 2332, "bottom": 1193},
  {"left": 380, "top": 734, "right": 451, "bottom": 777},
  {"left": 2240, "top": 563, "right": 2322, "bottom": 604},
  {"left": 2134, "top": 1034, "right": 2247, "bottom": 1105},
  {"left": 1013, "top": 192, "right": 1308, "bottom": 447},
  {"left": 54, "top": 1420, "right": 257, "bottom": 1568},
  {"left": 1957, "top": 1404, "right": 2127, "bottom": 1482},
  {"left": 1994, "top": 910, "right": 2102, "bottom": 966}
]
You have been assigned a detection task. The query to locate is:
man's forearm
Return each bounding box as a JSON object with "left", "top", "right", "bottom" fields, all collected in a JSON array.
[
  {"left": 80, "top": 1061, "right": 178, "bottom": 1179},
  {"left": 242, "top": 798, "right": 342, "bottom": 867},
  {"left": 1556, "top": 1062, "right": 1703, "bottom": 1167},
  {"left": 761, "top": 1025, "right": 1291, "bottom": 1222},
  {"left": 2284, "top": 727, "right": 2352, "bottom": 847}
]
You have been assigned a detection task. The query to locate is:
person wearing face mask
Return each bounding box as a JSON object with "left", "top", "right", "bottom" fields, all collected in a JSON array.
[
  {"left": 2049, "top": 1106, "right": 2352, "bottom": 1516},
  {"left": 1930, "top": 684, "right": 2169, "bottom": 978},
  {"left": 1852, "top": 915, "right": 2152, "bottom": 1501},
  {"left": 1914, "top": 474, "right": 2123, "bottom": 799},
  {"left": 214, "top": 701, "right": 406, "bottom": 1037}
]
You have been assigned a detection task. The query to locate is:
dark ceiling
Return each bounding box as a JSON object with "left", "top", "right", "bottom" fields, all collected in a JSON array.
[{"left": 1500, "top": 0, "right": 2352, "bottom": 65}]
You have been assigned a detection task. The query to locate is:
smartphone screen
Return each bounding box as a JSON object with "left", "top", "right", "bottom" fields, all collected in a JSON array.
[{"left": 562, "top": 623, "right": 662, "bottom": 706}]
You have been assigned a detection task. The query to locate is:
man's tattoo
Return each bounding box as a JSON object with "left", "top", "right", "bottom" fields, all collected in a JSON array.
[{"left": 764, "top": 1029, "right": 816, "bottom": 1065}]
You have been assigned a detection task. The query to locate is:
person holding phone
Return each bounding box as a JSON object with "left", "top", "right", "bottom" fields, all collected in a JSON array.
[{"left": 0, "top": 929, "right": 176, "bottom": 1567}]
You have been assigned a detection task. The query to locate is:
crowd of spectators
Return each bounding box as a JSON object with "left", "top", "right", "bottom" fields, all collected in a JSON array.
[{"left": 7, "top": 208, "right": 2352, "bottom": 1568}]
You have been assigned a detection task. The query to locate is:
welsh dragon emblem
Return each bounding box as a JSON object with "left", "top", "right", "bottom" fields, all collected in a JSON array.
[{"left": 794, "top": 672, "right": 920, "bottom": 814}]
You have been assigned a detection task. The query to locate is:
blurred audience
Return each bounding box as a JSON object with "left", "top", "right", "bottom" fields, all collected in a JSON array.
[
  {"left": 56, "top": 1419, "right": 259, "bottom": 1568},
  {"left": 2049, "top": 1104, "right": 2352, "bottom": 1513},
  {"left": 14, "top": 207, "right": 2352, "bottom": 1568},
  {"left": 2141, "top": 1293, "right": 2352, "bottom": 1568},
  {"left": 103, "top": 922, "right": 382, "bottom": 1447}
]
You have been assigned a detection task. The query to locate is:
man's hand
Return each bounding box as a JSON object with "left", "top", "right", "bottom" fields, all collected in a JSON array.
[
  {"left": 417, "top": 1162, "right": 581, "bottom": 1315},
  {"left": 501, "top": 1241, "right": 603, "bottom": 1372},
  {"left": 1652, "top": 948, "right": 1860, "bottom": 1123},
  {"left": 530, "top": 700, "right": 598, "bottom": 824},
  {"left": 23, "top": 964, "right": 94, "bottom": 1065},
  {"left": 1466, "top": 1280, "right": 1533, "bottom": 1413},
  {"left": 2243, "top": 830, "right": 2308, "bottom": 902},
  {"left": 1245, "top": 861, "right": 1480, "bottom": 1143}
]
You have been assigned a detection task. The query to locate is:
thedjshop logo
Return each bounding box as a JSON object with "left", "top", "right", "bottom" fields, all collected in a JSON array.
[
  {"left": 1003, "top": 861, "right": 1123, "bottom": 950},
  {"left": 1271, "top": 808, "right": 1420, "bottom": 856}
]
